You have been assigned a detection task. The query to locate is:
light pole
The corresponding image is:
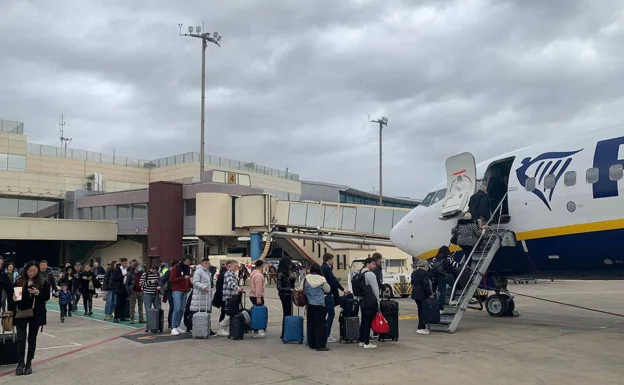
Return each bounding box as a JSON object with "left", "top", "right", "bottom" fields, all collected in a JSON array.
[
  {"left": 371, "top": 117, "right": 388, "bottom": 206},
  {"left": 179, "top": 23, "right": 222, "bottom": 177}
]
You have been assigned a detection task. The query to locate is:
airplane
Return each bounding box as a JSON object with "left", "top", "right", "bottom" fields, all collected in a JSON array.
[{"left": 389, "top": 126, "right": 624, "bottom": 318}]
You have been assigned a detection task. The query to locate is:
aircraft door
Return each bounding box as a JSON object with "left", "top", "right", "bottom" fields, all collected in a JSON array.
[{"left": 440, "top": 152, "right": 477, "bottom": 218}]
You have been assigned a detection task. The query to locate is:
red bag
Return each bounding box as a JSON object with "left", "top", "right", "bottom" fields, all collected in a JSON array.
[{"left": 372, "top": 312, "right": 390, "bottom": 334}]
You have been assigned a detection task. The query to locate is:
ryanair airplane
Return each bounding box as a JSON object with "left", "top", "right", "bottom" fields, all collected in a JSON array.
[{"left": 390, "top": 126, "right": 624, "bottom": 299}]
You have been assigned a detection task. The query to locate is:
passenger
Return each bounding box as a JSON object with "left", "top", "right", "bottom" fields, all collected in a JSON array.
[
  {"left": 39, "top": 260, "right": 58, "bottom": 296},
  {"left": 170, "top": 256, "right": 193, "bottom": 335},
  {"left": 213, "top": 265, "right": 227, "bottom": 324},
  {"left": 249, "top": 260, "right": 266, "bottom": 338},
  {"left": 411, "top": 260, "right": 433, "bottom": 335},
  {"left": 321, "top": 253, "right": 347, "bottom": 343},
  {"left": 429, "top": 246, "right": 459, "bottom": 311},
  {"left": 141, "top": 262, "right": 161, "bottom": 313},
  {"left": 127, "top": 260, "right": 145, "bottom": 324},
  {"left": 78, "top": 264, "right": 95, "bottom": 316},
  {"left": 159, "top": 260, "right": 179, "bottom": 329},
  {"left": 0, "top": 257, "right": 14, "bottom": 313},
  {"left": 57, "top": 282, "right": 73, "bottom": 322},
  {"left": 7, "top": 262, "right": 18, "bottom": 284},
  {"left": 468, "top": 185, "right": 491, "bottom": 225},
  {"left": 239, "top": 264, "right": 249, "bottom": 286},
  {"left": 92, "top": 261, "right": 105, "bottom": 277},
  {"left": 72, "top": 262, "right": 82, "bottom": 312},
  {"left": 12, "top": 261, "right": 51, "bottom": 376},
  {"left": 103, "top": 260, "right": 117, "bottom": 321},
  {"left": 112, "top": 258, "right": 130, "bottom": 323},
  {"left": 189, "top": 257, "right": 213, "bottom": 334},
  {"left": 217, "top": 260, "right": 243, "bottom": 336},
  {"left": 455, "top": 212, "right": 486, "bottom": 258},
  {"left": 358, "top": 257, "right": 380, "bottom": 349},
  {"left": 276, "top": 256, "right": 295, "bottom": 340},
  {"left": 302, "top": 263, "right": 331, "bottom": 351}
]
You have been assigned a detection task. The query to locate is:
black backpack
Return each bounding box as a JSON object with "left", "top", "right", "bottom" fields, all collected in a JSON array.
[
  {"left": 351, "top": 270, "right": 367, "bottom": 297},
  {"left": 450, "top": 225, "right": 459, "bottom": 245},
  {"left": 431, "top": 258, "right": 446, "bottom": 276}
]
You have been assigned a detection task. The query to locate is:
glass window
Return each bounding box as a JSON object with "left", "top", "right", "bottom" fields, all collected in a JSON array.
[
  {"left": 421, "top": 191, "right": 436, "bottom": 207},
  {"left": 373, "top": 208, "right": 393, "bottom": 235},
  {"left": 564, "top": 171, "right": 576, "bottom": 186},
  {"left": 7, "top": 155, "right": 25, "bottom": 171},
  {"left": 354, "top": 196, "right": 362, "bottom": 204},
  {"left": 0, "top": 196, "right": 18, "bottom": 216},
  {"left": 544, "top": 174, "right": 556, "bottom": 189},
  {"left": 79, "top": 207, "right": 91, "bottom": 220},
  {"left": 306, "top": 204, "right": 320, "bottom": 227},
  {"left": 132, "top": 204, "right": 148, "bottom": 219},
  {"left": 322, "top": 206, "right": 338, "bottom": 228},
  {"left": 340, "top": 206, "right": 357, "bottom": 231},
  {"left": 431, "top": 189, "right": 446, "bottom": 205},
  {"left": 525, "top": 177, "right": 536, "bottom": 192},
  {"left": 118, "top": 204, "right": 131, "bottom": 220},
  {"left": 586, "top": 168, "right": 600, "bottom": 184},
  {"left": 609, "top": 164, "right": 623, "bottom": 181},
  {"left": 355, "top": 207, "right": 375, "bottom": 233},
  {"left": 37, "top": 200, "right": 59, "bottom": 218},
  {"left": 393, "top": 210, "right": 408, "bottom": 227},
  {"left": 0, "top": 153, "right": 7, "bottom": 170},
  {"left": 339, "top": 193, "right": 346, "bottom": 203},
  {"left": 91, "top": 206, "right": 103, "bottom": 220},
  {"left": 18, "top": 198, "right": 38, "bottom": 217},
  {"left": 346, "top": 195, "right": 354, "bottom": 203},
  {"left": 185, "top": 199, "right": 196, "bottom": 216},
  {"left": 104, "top": 206, "right": 116, "bottom": 220}
]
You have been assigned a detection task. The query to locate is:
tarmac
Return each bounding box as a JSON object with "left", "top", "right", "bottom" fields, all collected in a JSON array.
[{"left": 1, "top": 280, "right": 623, "bottom": 384}]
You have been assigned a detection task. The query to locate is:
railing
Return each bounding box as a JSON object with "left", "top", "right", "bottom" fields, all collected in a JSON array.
[
  {"left": 0, "top": 119, "right": 24, "bottom": 134},
  {"left": 450, "top": 193, "right": 508, "bottom": 304}
]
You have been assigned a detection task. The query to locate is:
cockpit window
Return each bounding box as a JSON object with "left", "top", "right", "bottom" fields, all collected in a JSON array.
[
  {"left": 421, "top": 191, "right": 436, "bottom": 207},
  {"left": 431, "top": 189, "right": 447, "bottom": 205}
]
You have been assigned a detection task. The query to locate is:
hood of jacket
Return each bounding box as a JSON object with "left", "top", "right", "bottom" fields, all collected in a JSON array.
[{"left": 305, "top": 274, "right": 327, "bottom": 288}]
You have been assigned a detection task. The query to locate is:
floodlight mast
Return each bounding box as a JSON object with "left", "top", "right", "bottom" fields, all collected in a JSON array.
[
  {"left": 371, "top": 117, "right": 388, "bottom": 205},
  {"left": 178, "top": 23, "right": 222, "bottom": 176}
]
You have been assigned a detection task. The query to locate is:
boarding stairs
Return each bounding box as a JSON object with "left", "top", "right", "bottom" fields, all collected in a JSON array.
[{"left": 430, "top": 194, "right": 516, "bottom": 333}]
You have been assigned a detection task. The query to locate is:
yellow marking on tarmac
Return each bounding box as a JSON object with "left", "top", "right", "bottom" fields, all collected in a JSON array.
[{"left": 398, "top": 314, "right": 418, "bottom": 320}]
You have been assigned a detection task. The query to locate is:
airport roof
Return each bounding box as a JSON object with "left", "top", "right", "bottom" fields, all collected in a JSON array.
[{"left": 301, "top": 180, "right": 422, "bottom": 205}]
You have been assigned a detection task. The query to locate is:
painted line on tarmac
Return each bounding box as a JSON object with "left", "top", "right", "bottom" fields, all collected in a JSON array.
[
  {"left": 39, "top": 342, "right": 82, "bottom": 351},
  {"left": 46, "top": 308, "right": 140, "bottom": 329},
  {"left": 0, "top": 328, "right": 142, "bottom": 378}
]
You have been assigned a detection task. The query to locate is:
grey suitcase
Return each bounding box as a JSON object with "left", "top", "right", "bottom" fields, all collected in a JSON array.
[
  {"left": 191, "top": 291, "right": 211, "bottom": 339},
  {"left": 339, "top": 314, "right": 359, "bottom": 343},
  {"left": 146, "top": 308, "right": 164, "bottom": 333}
]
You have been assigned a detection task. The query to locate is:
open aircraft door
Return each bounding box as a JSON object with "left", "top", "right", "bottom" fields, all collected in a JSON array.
[{"left": 440, "top": 152, "right": 477, "bottom": 218}]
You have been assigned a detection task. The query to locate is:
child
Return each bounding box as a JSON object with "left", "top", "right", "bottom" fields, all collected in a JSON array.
[{"left": 57, "top": 283, "right": 73, "bottom": 323}]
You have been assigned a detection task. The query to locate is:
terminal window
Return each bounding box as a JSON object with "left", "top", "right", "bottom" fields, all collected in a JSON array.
[
  {"left": 0, "top": 153, "right": 26, "bottom": 172},
  {"left": 0, "top": 196, "right": 60, "bottom": 218}
]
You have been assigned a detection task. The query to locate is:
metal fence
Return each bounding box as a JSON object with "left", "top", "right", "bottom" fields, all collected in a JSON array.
[{"left": 0, "top": 120, "right": 24, "bottom": 134}]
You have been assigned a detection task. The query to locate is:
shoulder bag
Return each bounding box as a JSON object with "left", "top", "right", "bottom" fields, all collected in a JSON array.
[{"left": 15, "top": 297, "right": 36, "bottom": 320}]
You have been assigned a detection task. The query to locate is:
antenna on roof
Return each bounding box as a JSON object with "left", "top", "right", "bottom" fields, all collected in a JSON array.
[{"left": 59, "top": 115, "right": 72, "bottom": 158}]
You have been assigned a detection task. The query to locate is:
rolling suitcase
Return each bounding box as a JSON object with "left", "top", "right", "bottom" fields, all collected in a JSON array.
[
  {"left": 250, "top": 305, "right": 268, "bottom": 331},
  {"left": 146, "top": 308, "right": 165, "bottom": 333},
  {"left": 229, "top": 313, "right": 246, "bottom": 340},
  {"left": 340, "top": 294, "right": 360, "bottom": 318},
  {"left": 283, "top": 307, "right": 304, "bottom": 344},
  {"left": 0, "top": 331, "right": 18, "bottom": 366},
  {"left": 378, "top": 297, "right": 399, "bottom": 342},
  {"left": 339, "top": 313, "right": 359, "bottom": 343},
  {"left": 192, "top": 291, "right": 212, "bottom": 339},
  {"left": 426, "top": 298, "right": 441, "bottom": 324}
]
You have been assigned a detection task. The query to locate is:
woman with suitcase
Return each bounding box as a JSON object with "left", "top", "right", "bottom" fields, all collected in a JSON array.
[
  {"left": 411, "top": 259, "right": 434, "bottom": 335},
  {"left": 12, "top": 261, "right": 51, "bottom": 376},
  {"left": 190, "top": 258, "right": 213, "bottom": 338},
  {"left": 303, "top": 264, "right": 331, "bottom": 351}
]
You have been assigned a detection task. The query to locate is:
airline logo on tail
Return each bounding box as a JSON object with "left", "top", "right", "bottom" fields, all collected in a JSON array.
[{"left": 515, "top": 149, "right": 583, "bottom": 211}]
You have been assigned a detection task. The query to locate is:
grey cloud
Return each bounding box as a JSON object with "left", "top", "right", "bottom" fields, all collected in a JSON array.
[{"left": 1, "top": 0, "right": 624, "bottom": 198}]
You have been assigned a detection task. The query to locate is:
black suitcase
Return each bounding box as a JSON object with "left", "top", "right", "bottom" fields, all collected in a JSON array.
[
  {"left": 339, "top": 314, "right": 359, "bottom": 343},
  {"left": 378, "top": 297, "right": 400, "bottom": 342},
  {"left": 0, "top": 332, "right": 19, "bottom": 366},
  {"left": 426, "top": 298, "right": 441, "bottom": 324},
  {"left": 229, "top": 313, "right": 246, "bottom": 340},
  {"left": 379, "top": 298, "right": 399, "bottom": 317},
  {"left": 340, "top": 294, "right": 360, "bottom": 318}
]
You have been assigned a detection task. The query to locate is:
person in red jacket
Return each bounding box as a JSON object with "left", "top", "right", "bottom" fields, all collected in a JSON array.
[{"left": 170, "top": 256, "right": 193, "bottom": 335}]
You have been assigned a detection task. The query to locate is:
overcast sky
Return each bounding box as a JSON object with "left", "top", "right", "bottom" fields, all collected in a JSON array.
[{"left": 1, "top": 0, "right": 623, "bottom": 198}]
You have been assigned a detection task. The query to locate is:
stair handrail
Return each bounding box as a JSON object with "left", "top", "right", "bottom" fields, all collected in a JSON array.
[{"left": 450, "top": 192, "right": 508, "bottom": 304}]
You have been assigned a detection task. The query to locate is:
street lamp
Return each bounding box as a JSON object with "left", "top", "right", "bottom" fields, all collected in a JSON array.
[
  {"left": 371, "top": 117, "right": 388, "bottom": 205},
  {"left": 179, "top": 23, "right": 222, "bottom": 177}
]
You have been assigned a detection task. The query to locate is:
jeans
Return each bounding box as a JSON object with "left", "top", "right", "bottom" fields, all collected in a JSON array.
[
  {"left": 167, "top": 291, "right": 174, "bottom": 327},
  {"left": 130, "top": 291, "right": 144, "bottom": 320},
  {"left": 415, "top": 300, "right": 426, "bottom": 330},
  {"left": 16, "top": 321, "right": 40, "bottom": 365},
  {"left": 307, "top": 304, "right": 328, "bottom": 350},
  {"left": 324, "top": 294, "right": 335, "bottom": 337},
  {"left": 279, "top": 294, "right": 292, "bottom": 339},
  {"left": 435, "top": 274, "right": 453, "bottom": 310},
  {"left": 172, "top": 291, "right": 188, "bottom": 329},
  {"left": 105, "top": 289, "right": 117, "bottom": 315},
  {"left": 144, "top": 293, "right": 161, "bottom": 312},
  {"left": 359, "top": 312, "right": 374, "bottom": 345}
]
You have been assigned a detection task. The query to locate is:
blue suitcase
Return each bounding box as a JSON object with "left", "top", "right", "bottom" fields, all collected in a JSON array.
[
  {"left": 282, "top": 315, "right": 304, "bottom": 344},
  {"left": 250, "top": 305, "right": 268, "bottom": 331}
]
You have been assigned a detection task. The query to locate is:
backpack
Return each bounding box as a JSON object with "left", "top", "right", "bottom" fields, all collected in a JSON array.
[
  {"left": 351, "top": 270, "right": 367, "bottom": 297},
  {"left": 450, "top": 225, "right": 459, "bottom": 245},
  {"left": 431, "top": 258, "right": 446, "bottom": 276}
]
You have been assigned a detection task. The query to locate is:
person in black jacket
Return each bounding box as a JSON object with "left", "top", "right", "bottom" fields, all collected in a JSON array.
[
  {"left": 0, "top": 257, "right": 15, "bottom": 313},
  {"left": 321, "top": 253, "right": 349, "bottom": 343},
  {"left": 38, "top": 260, "right": 58, "bottom": 295},
  {"left": 103, "top": 261, "right": 117, "bottom": 320},
  {"left": 112, "top": 258, "right": 129, "bottom": 323},
  {"left": 411, "top": 259, "right": 433, "bottom": 335},
  {"left": 468, "top": 185, "right": 491, "bottom": 224},
  {"left": 12, "top": 261, "right": 51, "bottom": 376},
  {"left": 276, "top": 256, "right": 295, "bottom": 340},
  {"left": 78, "top": 265, "right": 96, "bottom": 316}
]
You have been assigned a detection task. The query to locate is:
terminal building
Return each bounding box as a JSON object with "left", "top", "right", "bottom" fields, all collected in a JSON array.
[{"left": 0, "top": 120, "right": 420, "bottom": 279}]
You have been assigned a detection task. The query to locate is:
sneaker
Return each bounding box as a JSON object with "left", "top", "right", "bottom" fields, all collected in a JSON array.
[
  {"left": 217, "top": 329, "right": 230, "bottom": 337},
  {"left": 89, "top": 312, "right": 93, "bottom": 316},
  {"left": 61, "top": 317, "right": 65, "bottom": 323},
  {"left": 130, "top": 319, "right": 135, "bottom": 324},
  {"left": 364, "top": 343, "right": 378, "bottom": 349},
  {"left": 359, "top": 342, "right": 364, "bottom": 347},
  {"left": 258, "top": 330, "right": 266, "bottom": 338},
  {"left": 252, "top": 332, "right": 261, "bottom": 339},
  {"left": 177, "top": 327, "right": 186, "bottom": 333},
  {"left": 104, "top": 315, "right": 109, "bottom": 321},
  {"left": 417, "top": 329, "right": 430, "bottom": 335},
  {"left": 171, "top": 328, "right": 180, "bottom": 336},
  {"left": 68, "top": 313, "right": 72, "bottom": 317},
  {"left": 327, "top": 336, "right": 338, "bottom": 343},
  {"left": 139, "top": 319, "right": 146, "bottom": 324}
]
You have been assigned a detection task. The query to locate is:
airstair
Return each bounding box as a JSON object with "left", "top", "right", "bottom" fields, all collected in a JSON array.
[{"left": 430, "top": 194, "right": 516, "bottom": 333}]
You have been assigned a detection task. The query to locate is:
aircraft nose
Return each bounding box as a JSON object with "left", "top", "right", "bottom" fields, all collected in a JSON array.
[{"left": 389, "top": 225, "right": 408, "bottom": 253}]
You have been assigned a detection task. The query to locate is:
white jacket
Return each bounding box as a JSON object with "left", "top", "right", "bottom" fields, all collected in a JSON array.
[{"left": 190, "top": 266, "right": 212, "bottom": 312}]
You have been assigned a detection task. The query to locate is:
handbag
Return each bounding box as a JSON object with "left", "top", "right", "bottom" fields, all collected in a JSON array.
[
  {"left": 15, "top": 297, "right": 36, "bottom": 320},
  {"left": 372, "top": 312, "right": 390, "bottom": 334},
  {"left": 1, "top": 311, "right": 14, "bottom": 331},
  {"left": 291, "top": 279, "right": 308, "bottom": 307}
]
